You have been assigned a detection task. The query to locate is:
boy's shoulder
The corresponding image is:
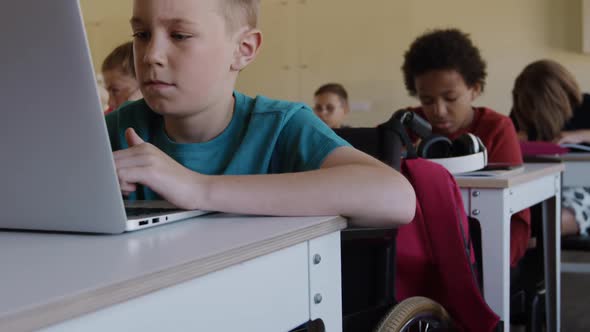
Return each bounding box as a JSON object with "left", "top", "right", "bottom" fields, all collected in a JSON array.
[
  {"left": 477, "top": 106, "right": 508, "bottom": 119},
  {"left": 475, "top": 107, "right": 512, "bottom": 127},
  {"left": 239, "top": 91, "right": 310, "bottom": 117}
]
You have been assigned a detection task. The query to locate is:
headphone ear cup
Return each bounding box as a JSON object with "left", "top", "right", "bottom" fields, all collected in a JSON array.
[
  {"left": 418, "top": 135, "right": 453, "bottom": 158},
  {"left": 452, "top": 133, "right": 480, "bottom": 156}
]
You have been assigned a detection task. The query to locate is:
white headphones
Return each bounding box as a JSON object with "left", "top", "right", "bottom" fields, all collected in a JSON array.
[{"left": 396, "top": 110, "right": 488, "bottom": 174}]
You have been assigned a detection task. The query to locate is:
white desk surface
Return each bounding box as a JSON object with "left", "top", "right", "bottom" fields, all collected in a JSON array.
[
  {"left": 0, "top": 214, "right": 346, "bottom": 331},
  {"left": 455, "top": 163, "right": 565, "bottom": 188}
]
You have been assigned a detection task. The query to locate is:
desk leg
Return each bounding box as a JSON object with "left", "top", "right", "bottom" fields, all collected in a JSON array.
[
  {"left": 471, "top": 189, "right": 510, "bottom": 332},
  {"left": 308, "top": 232, "right": 343, "bottom": 332},
  {"left": 542, "top": 195, "right": 561, "bottom": 332}
]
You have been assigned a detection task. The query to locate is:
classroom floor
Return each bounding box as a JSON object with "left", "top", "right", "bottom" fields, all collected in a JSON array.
[
  {"left": 510, "top": 251, "right": 590, "bottom": 332},
  {"left": 561, "top": 251, "right": 590, "bottom": 331}
]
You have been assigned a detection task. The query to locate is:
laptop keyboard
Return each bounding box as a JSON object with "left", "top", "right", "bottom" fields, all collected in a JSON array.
[{"left": 125, "top": 207, "right": 182, "bottom": 217}]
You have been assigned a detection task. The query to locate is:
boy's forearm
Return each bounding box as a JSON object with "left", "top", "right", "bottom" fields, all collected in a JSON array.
[{"left": 192, "top": 165, "right": 416, "bottom": 228}]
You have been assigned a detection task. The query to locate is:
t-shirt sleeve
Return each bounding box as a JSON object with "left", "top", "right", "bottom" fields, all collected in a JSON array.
[
  {"left": 486, "top": 117, "right": 523, "bottom": 164},
  {"left": 273, "top": 106, "right": 351, "bottom": 172}
]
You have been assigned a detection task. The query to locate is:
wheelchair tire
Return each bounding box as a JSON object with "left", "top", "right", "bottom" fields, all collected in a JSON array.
[{"left": 373, "top": 296, "right": 453, "bottom": 332}]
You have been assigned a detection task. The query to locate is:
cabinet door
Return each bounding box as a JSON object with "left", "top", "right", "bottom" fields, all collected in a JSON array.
[
  {"left": 236, "top": 0, "right": 300, "bottom": 101},
  {"left": 296, "top": 1, "right": 412, "bottom": 123}
]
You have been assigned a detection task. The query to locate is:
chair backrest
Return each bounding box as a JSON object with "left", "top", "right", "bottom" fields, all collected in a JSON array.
[
  {"left": 334, "top": 125, "right": 402, "bottom": 171},
  {"left": 334, "top": 124, "right": 403, "bottom": 330}
]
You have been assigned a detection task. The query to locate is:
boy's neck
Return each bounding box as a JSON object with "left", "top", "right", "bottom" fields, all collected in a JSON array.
[{"left": 163, "top": 95, "right": 235, "bottom": 144}]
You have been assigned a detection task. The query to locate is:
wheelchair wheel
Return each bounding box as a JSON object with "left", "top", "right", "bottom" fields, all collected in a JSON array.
[{"left": 373, "top": 296, "right": 453, "bottom": 332}]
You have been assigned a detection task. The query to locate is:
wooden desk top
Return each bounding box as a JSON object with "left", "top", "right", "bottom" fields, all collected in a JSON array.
[
  {"left": 455, "top": 163, "right": 564, "bottom": 188},
  {"left": 0, "top": 214, "right": 346, "bottom": 332}
]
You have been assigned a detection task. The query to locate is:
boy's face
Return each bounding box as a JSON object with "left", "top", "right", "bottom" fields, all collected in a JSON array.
[
  {"left": 313, "top": 92, "right": 349, "bottom": 129},
  {"left": 103, "top": 69, "right": 141, "bottom": 110},
  {"left": 131, "top": 0, "right": 239, "bottom": 116},
  {"left": 414, "top": 69, "right": 480, "bottom": 136}
]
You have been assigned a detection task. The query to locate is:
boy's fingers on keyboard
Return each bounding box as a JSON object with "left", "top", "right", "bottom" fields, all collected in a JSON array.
[
  {"left": 114, "top": 154, "right": 151, "bottom": 169},
  {"left": 113, "top": 143, "right": 152, "bottom": 160},
  {"left": 117, "top": 165, "right": 155, "bottom": 189},
  {"left": 114, "top": 144, "right": 169, "bottom": 170},
  {"left": 120, "top": 181, "right": 137, "bottom": 193}
]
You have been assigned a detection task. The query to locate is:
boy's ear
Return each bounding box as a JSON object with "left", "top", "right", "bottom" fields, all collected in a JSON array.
[
  {"left": 470, "top": 83, "right": 482, "bottom": 100},
  {"left": 342, "top": 100, "right": 350, "bottom": 114},
  {"left": 231, "top": 28, "right": 262, "bottom": 71}
]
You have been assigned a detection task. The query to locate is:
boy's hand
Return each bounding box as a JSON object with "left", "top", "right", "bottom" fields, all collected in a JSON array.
[{"left": 113, "top": 128, "right": 204, "bottom": 210}]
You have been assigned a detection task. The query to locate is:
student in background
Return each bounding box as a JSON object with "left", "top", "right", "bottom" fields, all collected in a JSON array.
[
  {"left": 401, "top": 28, "right": 529, "bottom": 266},
  {"left": 511, "top": 59, "right": 590, "bottom": 235},
  {"left": 105, "top": 0, "right": 416, "bottom": 228},
  {"left": 96, "top": 73, "right": 110, "bottom": 112},
  {"left": 313, "top": 83, "right": 350, "bottom": 129},
  {"left": 102, "top": 41, "right": 142, "bottom": 114}
]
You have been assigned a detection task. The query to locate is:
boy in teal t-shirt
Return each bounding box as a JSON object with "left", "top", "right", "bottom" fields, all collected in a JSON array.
[
  {"left": 107, "top": 91, "right": 348, "bottom": 199},
  {"left": 108, "top": 0, "right": 415, "bottom": 228}
]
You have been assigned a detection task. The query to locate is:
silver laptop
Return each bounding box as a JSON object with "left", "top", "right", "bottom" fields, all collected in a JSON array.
[{"left": 0, "top": 0, "right": 210, "bottom": 233}]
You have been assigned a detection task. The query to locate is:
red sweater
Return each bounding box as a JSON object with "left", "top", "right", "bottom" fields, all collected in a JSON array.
[{"left": 414, "top": 107, "right": 530, "bottom": 266}]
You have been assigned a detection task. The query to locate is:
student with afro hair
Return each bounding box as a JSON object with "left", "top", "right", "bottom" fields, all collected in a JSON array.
[{"left": 400, "top": 28, "right": 529, "bottom": 266}]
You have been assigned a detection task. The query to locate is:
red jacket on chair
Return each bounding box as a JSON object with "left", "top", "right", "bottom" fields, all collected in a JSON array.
[{"left": 396, "top": 157, "right": 500, "bottom": 331}]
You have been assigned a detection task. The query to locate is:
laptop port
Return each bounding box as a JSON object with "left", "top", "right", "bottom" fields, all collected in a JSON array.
[
  {"left": 139, "top": 220, "right": 149, "bottom": 226},
  {"left": 152, "top": 217, "right": 160, "bottom": 224}
]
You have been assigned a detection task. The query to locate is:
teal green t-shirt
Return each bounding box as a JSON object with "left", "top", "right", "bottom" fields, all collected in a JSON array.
[{"left": 105, "top": 91, "right": 350, "bottom": 200}]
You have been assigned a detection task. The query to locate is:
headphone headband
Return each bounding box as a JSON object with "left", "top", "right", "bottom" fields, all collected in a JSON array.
[{"left": 389, "top": 110, "right": 488, "bottom": 174}]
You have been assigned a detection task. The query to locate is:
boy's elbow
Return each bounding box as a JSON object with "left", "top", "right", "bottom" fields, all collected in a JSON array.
[
  {"left": 355, "top": 174, "right": 416, "bottom": 228},
  {"left": 398, "top": 191, "right": 416, "bottom": 225},
  {"left": 390, "top": 176, "right": 416, "bottom": 225}
]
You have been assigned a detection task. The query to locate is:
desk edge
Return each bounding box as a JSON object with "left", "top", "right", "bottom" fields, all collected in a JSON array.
[{"left": 1, "top": 216, "right": 347, "bottom": 332}]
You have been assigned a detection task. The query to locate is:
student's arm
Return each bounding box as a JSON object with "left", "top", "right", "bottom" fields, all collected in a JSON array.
[
  {"left": 557, "top": 129, "right": 590, "bottom": 144},
  {"left": 115, "top": 129, "right": 416, "bottom": 228},
  {"left": 202, "top": 145, "right": 416, "bottom": 227}
]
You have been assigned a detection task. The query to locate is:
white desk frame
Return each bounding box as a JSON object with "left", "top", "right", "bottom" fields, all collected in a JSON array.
[
  {"left": 456, "top": 163, "right": 564, "bottom": 332},
  {"left": 554, "top": 153, "right": 590, "bottom": 275},
  {"left": 559, "top": 153, "right": 590, "bottom": 187},
  {"left": 0, "top": 215, "right": 346, "bottom": 332}
]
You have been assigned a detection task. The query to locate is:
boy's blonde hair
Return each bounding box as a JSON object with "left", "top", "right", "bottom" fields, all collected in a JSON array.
[
  {"left": 511, "top": 59, "right": 582, "bottom": 141},
  {"left": 220, "top": 0, "right": 260, "bottom": 32},
  {"left": 101, "top": 41, "right": 135, "bottom": 77}
]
